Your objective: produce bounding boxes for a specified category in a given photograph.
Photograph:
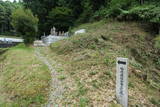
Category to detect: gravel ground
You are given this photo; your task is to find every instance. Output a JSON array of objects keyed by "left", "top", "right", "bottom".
[{"left": 35, "top": 48, "right": 65, "bottom": 107}]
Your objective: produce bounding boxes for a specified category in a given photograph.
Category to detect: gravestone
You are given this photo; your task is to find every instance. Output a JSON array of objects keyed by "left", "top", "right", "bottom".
[
  {"left": 52, "top": 26, "right": 56, "bottom": 35},
  {"left": 116, "top": 57, "right": 128, "bottom": 107},
  {"left": 50, "top": 26, "right": 56, "bottom": 35},
  {"left": 62, "top": 31, "right": 65, "bottom": 36},
  {"left": 55, "top": 31, "right": 57, "bottom": 36},
  {"left": 65, "top": 32, "right": 69, "bottom": 37},
  {"left": 59, "top": 31, "right": 62, "bottom": 36}
]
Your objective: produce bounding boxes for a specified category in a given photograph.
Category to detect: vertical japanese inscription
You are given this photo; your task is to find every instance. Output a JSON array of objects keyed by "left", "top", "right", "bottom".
[
  {"left": 120, "top": 67, "right": 124, "bottom": 95},
  {"left": 116, "top": 58, "right": 128, "bottom": 107}
]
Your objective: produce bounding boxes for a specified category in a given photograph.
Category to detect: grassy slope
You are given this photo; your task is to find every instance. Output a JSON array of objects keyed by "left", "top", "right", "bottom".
[
  {"left": 0, "top": 44, "right": 51, "bottom": 107},
  {"left": 42, "top": 20, "right": 160, "bottom": 106},
  {"left": 0, "top": 35, "right": 22, "bottom": 39}
]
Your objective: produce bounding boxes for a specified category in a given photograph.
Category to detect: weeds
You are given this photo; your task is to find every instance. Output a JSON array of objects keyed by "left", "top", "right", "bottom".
[
  {"left": 89, "top": 71, "right": 98, "bottom": 76},
  {"left": 150, "top": 98, "right": 160, "bottom": 106},
  {"left": 58, "top": 75, "right": 66, "bottom": 80},
  {"left": 79, "top": 97, "right": 89, "bottom": 107}
]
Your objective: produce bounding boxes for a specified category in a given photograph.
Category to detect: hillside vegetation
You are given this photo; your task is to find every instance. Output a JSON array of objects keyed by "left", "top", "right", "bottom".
[
  {"left": 39, "top": 20, "right": 160, "bottom": 106},
  {"left": 0, "top": 44, "right": 51, "bottom": 106}
]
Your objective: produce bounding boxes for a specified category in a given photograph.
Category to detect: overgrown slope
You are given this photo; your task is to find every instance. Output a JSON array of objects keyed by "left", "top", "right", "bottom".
[
  {"left": 0, "top": 44, "right": 51, "bottom": 106},
  {"left": 42, "top": 20, "right": 160, "bottom": 106}
]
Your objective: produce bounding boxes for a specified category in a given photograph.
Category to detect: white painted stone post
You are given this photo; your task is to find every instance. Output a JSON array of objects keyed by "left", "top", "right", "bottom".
[{"left": 116, "top": 57, "right": 128, "bottom": 107}]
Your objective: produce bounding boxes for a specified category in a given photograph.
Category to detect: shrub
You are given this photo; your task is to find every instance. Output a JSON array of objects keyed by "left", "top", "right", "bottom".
[
  {"left": 11, "top": 8, "right": 38, "bottom": 44},
  {"left": 76, "top": 2, "right": 93, "bottom": 24},
  {"left": 107, "top": 0, "right": 136, "bottom": 18},
  {"left": 154, "top": 36, "right": 160, "bottom": 49},
  {"left": 93, "top": 7, "right": 108, "bottom": 20}
]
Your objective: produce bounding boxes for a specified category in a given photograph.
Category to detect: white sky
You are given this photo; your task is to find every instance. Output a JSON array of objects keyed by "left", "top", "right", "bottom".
[{"left": 2, "top": 0, "right": 19, "bottom": 2}]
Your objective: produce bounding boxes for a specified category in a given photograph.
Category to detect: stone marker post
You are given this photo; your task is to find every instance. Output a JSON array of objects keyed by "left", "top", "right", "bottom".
[{"left": 116, "top": 57, "right": 128, "bottom": 107}]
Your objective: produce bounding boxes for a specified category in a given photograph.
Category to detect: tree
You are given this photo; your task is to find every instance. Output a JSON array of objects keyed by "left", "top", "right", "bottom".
[
  {"left": 139, "top": 0, "right": 144, "bottom": 5},
  {"left": 11, "top": 8, "right": 39, "bottom": 44},
  {"left": 0, "top": 0, "right": 22, "bottom": 35},
  {"left": 0, "top": 4, "right": 6, "bottom": 33},
  {"left": 23, "top": 0, "right": 59, "bottom": 35},
  {"left": 47, "top": 7, "right": 73, "bottom": 31},
  {"left": 89, "top": 0, "right": 108, "bottom": 11}
]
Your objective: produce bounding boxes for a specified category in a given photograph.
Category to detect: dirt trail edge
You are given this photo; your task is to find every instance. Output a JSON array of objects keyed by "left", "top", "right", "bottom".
[{"left": 35, "top": 48, "right": 65, "bottom": 107}]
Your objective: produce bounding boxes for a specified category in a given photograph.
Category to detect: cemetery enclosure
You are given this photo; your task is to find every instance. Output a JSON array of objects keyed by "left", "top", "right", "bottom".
[{"left": 41, "top": 26, "right": 69, "bottom": 45}]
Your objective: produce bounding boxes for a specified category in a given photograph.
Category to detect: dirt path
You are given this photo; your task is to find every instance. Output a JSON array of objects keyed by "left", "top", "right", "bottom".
[{"left": 35, "top": 48, "right": 65, "bottom": 107}]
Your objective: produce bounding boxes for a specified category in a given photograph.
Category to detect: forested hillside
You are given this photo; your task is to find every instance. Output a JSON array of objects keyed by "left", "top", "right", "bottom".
[
  {"left": 0, "top": 0, "right": 21, "bottom": 35},
  {"left": 0, "top": 0, "right": 160, "bottom": 39},
  {"left": 23, "top": 0, "right": 160, "bottom": 35}
]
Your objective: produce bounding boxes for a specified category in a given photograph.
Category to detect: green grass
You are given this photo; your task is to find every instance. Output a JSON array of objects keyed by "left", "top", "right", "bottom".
[
  {"left": 79, "top": 97, "right": 89, "bottom": 107},
  {"left": 58, "top": 75, "right": 66, "bottom": 80},
  {"left": 154, "top": 35, "right": 160, "bottom": 49},
  {"left": 0, "top": 44, "right": 51, "bottom": 106},
  {"left": 0, "top": 35, "right": 21, "bottom": 39}
]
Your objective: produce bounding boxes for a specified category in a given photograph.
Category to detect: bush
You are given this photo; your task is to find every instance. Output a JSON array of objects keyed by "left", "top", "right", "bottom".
[
  {"left": 92, "top": 1, "right": 160, "bottom": 34},
  {"left": 107, "top": 0, "right": 136, "bottom": 17},
  {"left": 115, "top": 4, "right": 160, "bottom": 33},
  {"left": 76, "top": 1, "right": 94, "bottom": 24},
  {"left": 11, "top": 8, "right": 38, "bottom": 44},
  {"left": 93, "top": 7, "right": 108, "bottom": 20},
  {"left": 154, "top": 36, "right": 160, "bottom": 49},
  {"left": 92, "top": 0, "right": 137, "bottom": 20},
  {"left": 131, "top": 5, "right": 160, "bottom": 33}
]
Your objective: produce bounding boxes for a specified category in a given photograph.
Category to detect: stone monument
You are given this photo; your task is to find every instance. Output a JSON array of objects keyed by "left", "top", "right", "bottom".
[
  {"left": 65, "top": 32, "right": 69, "bottom": 37},
  {"left": 59, "top": 31, "right": 62, "bottom": 36},
  {"left": 50, "top": 26, "right": 56, "bottom": 35},
  {"left": 62, "top": 31, "right": 65, "bottom": 36}
]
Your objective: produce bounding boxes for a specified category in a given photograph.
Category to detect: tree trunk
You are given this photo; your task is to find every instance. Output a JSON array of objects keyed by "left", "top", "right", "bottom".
[
  {"left": 1, "top": 25, "right": 4, "bottom": 33},
  {"left": 158, "top": 24, "right": 160, "bottom": 35},
  {"left": 140, "top": 0, "right": 144, "bottom": 5}
]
